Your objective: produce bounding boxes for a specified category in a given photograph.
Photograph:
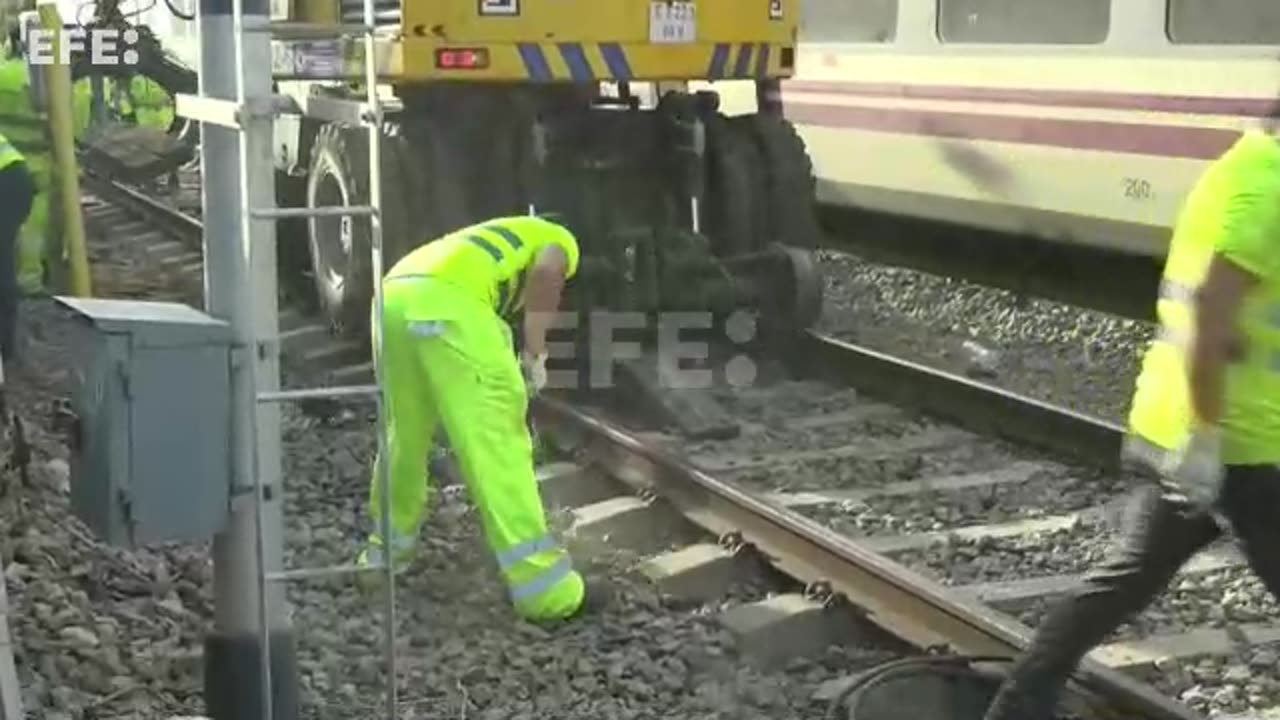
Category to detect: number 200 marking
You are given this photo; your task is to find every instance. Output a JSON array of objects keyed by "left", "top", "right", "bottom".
[{"left": 1124, "top": 177, "right": 1152, "bottom": 200}]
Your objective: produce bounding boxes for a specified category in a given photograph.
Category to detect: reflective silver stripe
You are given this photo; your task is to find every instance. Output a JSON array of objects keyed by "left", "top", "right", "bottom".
[
  {"left": 365, "top": 530, "right": 417, "bottom": 564},
  {"left": 509, "top": 555, "right": 574, "bottom": 603},
  {"left": 482, "top": 224, "right": 524, "bottom": 252},
  {"left": 1155, "top": 324, "right": 1188, "bottom": 349},
  {"left": 1159, "top": 277, "right": 1196, "bottom": 304},
  {"left": 407, "top": 320, "right": 444, "bottom": 338},
  {"left": 467, "top": 234, "right": 504, "bottom": 261},
  {"left": 495, "top": 534, "right": 558, "bottom": 570}
]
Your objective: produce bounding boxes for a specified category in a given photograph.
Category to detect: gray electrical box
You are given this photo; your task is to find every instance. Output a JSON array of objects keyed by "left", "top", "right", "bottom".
[{"left": 56, "top": 296, "right": 234, "bottom": 549}]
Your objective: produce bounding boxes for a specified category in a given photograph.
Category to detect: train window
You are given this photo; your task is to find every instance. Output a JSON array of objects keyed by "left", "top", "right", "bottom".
[
  {"left": 1167, "top": 0, "right": 1280, "bottom": 44},
  {"left": 938, "top": 0, "right": 1110, "bottom": 44},
  {"left": 800, "top": 0, "right": 898, "bottom": 43}
]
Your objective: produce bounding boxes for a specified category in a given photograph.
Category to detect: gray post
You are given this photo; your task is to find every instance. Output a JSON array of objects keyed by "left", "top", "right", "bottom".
[{"left": 196, "top": 0, "right": 297, "bottom": 718}]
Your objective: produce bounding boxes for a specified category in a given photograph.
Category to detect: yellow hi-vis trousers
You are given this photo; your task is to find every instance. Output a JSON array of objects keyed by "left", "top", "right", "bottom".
[{"left": 367, "top": 275, "right": 585, "bottom": 621}]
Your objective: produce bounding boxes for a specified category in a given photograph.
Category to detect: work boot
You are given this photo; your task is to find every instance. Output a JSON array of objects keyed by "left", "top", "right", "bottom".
[
  {"left": 571, "top": 576, "right": 615, "bottom": 618},
  {"left": 354, "top": 539, "right": 413, "bottom": 593}
]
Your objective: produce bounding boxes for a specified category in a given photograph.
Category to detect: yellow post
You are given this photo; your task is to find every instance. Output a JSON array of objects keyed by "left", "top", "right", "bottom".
[{"left": 37, "top": 1, "right": 91, "bottom": 297}]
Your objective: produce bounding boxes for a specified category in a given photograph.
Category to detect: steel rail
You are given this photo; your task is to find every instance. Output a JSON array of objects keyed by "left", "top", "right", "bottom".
[
  {"left": 84, "top": 165, "right": 1189, "bottom": 719},
  {"left": 532, "top": 340, "right": 1198, "bottom": 720},
  {"left": 789, "top": 330, "right": 1127, "bottom": 469},
  {"left": 79, "top": 168, "right": 203, "bottom": 245}
]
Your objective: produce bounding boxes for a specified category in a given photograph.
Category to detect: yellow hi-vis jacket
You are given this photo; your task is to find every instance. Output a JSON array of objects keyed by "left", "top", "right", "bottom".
[
  {"left": 385, "top": 215, "right": 580, "bottom": 319},
  {"left": 1128, "top": 130, "right": 1280, "bottom": 465}
]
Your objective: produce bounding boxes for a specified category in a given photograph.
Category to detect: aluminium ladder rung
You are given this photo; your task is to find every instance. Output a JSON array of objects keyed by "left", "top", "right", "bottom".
[
  {"left": 258, "top": 384, "right": 379, "bottom": 403},
  {"left": 178, "top": 93, "right": 402, "bottom": 128},
  {"left": 266, "top": 562, "right": 385, "bottom": 583},
  {"left": 251, "top": 205, "right": 377, "bottom": 220},
  {"left": 175, "top": 93, "right": 299, "bottom": 128}
]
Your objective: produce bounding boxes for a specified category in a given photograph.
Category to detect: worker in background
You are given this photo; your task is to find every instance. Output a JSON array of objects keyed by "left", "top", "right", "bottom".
[
  {"left": 981, "top": 128, "right": 1280, "bottom": 720},
  {"left": 0, "top": 129, "right": 33, "bottom": 362},
  {"left": 356, "top": 214, "right": 595, "bottom": 622},
  {"left": 0, "top": 26, "right": 50, "bottom": 297}
]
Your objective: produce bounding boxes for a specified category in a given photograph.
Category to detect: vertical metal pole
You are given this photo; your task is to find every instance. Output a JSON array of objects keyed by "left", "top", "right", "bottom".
[
  {"left": 360, "top": 2, "right": 397, "bottom": 717},
  {"left": 197, "top": 0, "right": 297, "bottom": 717},
  {"left": 0, "top": 573, "right": 23, "bottom": 720},
  {"left": 89, "top": 75, "right": 106, "bottom": 134}
]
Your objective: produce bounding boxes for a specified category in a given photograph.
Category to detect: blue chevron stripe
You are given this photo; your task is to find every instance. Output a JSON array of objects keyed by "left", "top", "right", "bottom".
[
  {"left": 599, "top": 42, "right": 632, "bottom": 81},
  {"left": 733, "top": 43, "right": 754, "bottom": 78},
  {"left": 707, "top": 43, "right": 729, "bottom": 79},
  {"left": 517, "top": 43, "right": 552, "bottom": 81},
  {"left": 558, "top": 42, "right": 594, "bottom": 81}
]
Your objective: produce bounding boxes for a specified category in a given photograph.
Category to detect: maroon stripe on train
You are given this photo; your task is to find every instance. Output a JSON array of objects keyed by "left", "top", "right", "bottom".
[
  {"left": 783, "top": 80, "right": 1280, "bottom": 118},
  {"left": 783, "top": 102, "right": 1242, "bottom": 160}
]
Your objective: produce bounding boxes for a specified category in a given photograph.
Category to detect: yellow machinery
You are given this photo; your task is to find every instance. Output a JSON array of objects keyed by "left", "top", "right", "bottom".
[{"left": 271, "top": 0, "right": 824, "bottom": 354}]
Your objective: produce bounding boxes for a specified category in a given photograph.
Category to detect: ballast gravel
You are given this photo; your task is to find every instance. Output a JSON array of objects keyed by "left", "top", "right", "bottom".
[
  {"left": 282, "top": 406, "right": 896, "bottom": 719},
  {"left": 816, "top": 250, "right": 1154, "bottom": 424},
  {"left": 726, "top": 441, "right": 1006, "bottom": 494},
  {"left": 1011, "top": 563, "right": 1280, "bottom": 646},
  {"left": 888, "top": 520, "right": 1114, "bottom": 585},
  {"left": 1139, "top": 641, "right": 1280, "bottom": 717},
  {"left": 801, "top": 467, "right": 1125, "bottom": 538},
  {"left": 0, "top": 200, "right": 909, "bottom": 719}
]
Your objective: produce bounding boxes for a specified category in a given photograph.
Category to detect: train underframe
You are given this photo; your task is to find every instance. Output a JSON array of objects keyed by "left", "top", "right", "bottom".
[
  {"left": 276, "top": 81, "right": 825, "bottom": 436},
  {"left": 285, "top": 82, "right": 823, "bottom": 334}
]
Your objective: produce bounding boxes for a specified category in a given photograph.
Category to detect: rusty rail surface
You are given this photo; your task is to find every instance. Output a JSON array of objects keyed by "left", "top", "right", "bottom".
[
  {"left": 532, "top": 337, "right": 1198, "bottom": 720},
  {"left": 790, "top": 331, "right": 1126, "bottom": 469},
  {"left": 80, "top": 169, "right": 202, "bottom": 246},
  {"left": 87, "top": 165, "right": 1192, "bottom": 719}
]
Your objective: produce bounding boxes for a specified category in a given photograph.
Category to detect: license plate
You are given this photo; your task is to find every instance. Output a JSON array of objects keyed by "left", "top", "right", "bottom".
[{"left": 649, "top": 1, "right": 696, "bottom": 44}]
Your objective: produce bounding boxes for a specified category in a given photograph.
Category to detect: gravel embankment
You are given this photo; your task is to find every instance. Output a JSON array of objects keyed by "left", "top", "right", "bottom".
[
  {"left": 1011, "top": 563, "right": 1278, "bottom": 646},
  {"left": 280, "top": 405, "right": 893, "bottom": 719},
  {"left": 801, "top": 465, "right": 1125, "bottom": 537},
  {"left": 889, "top": 520, "right": 1115, "bottom": 585},
  {"left": 1140, "top": 641, "right": 1280, "bottom": 717},
  {"left": 815, "top": 251, "right": 1155, "bottom": 424},
  {"left": 1, "top": 208, "right": 907, "bottom": 719},
  {"left": 728, "top": 439, "right": 1016, "bottom": 494}
]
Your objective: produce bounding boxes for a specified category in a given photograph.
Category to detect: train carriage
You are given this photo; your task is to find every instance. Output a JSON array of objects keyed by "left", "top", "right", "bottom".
[{"left": 714, "top": 0, "right": 1280, "bottom": 317}]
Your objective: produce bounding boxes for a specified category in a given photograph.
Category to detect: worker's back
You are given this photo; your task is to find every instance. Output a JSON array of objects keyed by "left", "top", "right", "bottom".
[
  {"left": 386, "top": 215, "right": 579, "bottom": 317},
  {"left": 1129, "top": 130, "right": 1280, "bottom": 464}
]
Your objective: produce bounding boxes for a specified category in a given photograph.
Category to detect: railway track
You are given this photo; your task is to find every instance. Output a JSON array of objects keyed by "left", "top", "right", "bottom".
[{"left": 59, "top": 168, "right": 1260, "bottom": 720}]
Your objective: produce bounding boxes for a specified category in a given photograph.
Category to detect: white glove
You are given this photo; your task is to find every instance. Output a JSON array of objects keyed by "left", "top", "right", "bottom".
[
  {"left": 1159, "top": 426, "right": 1224, "bottom": 508},
  {"left": 521, "top": 351, "right": 547, "bottom": 396}
]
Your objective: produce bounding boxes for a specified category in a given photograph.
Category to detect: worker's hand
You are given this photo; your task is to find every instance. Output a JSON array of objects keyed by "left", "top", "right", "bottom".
[
  {"left": 1160, "top": 425, "right": 1224, "bottom": 508},
  {"left": 521, "top": 350, "right": 548, "bottom": 396}
]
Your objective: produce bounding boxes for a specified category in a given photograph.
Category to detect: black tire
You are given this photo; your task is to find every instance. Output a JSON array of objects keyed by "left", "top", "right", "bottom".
[
  {"left": 305, "top": 121, "right": 416, "bottom": 338},
  {"left": 741, "top": 114, "right": 822, "bottom": 249},
  {"left": 705, "top": 114, "right": 765, "bottom": 257}
]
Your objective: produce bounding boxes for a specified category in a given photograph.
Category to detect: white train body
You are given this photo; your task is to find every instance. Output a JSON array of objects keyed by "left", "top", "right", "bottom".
[{"left": 715, "top": 0, "right": 1280, "bottom": 259}]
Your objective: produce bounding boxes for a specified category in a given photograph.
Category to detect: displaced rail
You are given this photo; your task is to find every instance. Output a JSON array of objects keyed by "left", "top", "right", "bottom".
[{"left": 68, "top": 169, "right": 1220, "bottom": 720}]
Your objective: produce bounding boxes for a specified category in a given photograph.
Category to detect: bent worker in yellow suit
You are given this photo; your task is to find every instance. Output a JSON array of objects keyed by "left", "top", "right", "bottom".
[{"left": 357, "top": 215, "right": 589, "bottom": 622}]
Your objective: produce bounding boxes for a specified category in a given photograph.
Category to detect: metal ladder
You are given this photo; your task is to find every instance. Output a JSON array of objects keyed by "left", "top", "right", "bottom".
[{"left": 175, "top": 0, "right": 399, "bottom": 716}]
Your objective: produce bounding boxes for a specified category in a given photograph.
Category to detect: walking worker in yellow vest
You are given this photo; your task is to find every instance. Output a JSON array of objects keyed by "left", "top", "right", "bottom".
[
  {"left": 357, "top": 214, "right": 592, "bottom": 622},
  {"left": 0, "top": 130, "right": 33, "bottom": 362},
  {"left": 982, "top": 128, "right": 1280, "bottom": 720}
]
